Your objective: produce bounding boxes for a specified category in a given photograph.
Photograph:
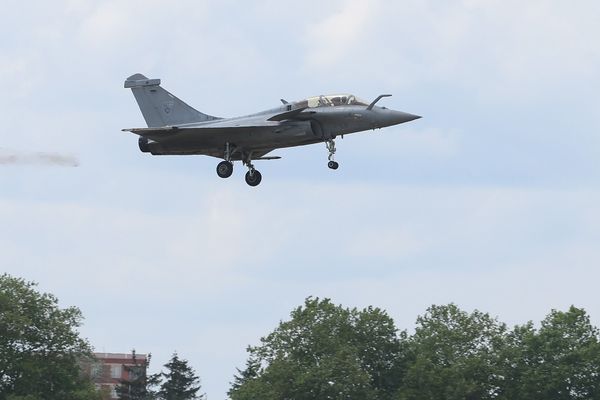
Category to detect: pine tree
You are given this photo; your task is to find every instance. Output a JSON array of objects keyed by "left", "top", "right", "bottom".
[
  {"left": 158, "top": 353, "right": 204, "bottom": 400},
  {"left": 116, "top": 350, "right": 153, "bottom": 400},
  {"left": 229, "top": 357, "right": 261, "bottom": 395}
]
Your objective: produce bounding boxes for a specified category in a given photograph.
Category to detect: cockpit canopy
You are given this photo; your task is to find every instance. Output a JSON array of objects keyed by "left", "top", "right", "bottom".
[{"left": 294, "top": 94, "right": 368, "bottom": 108}]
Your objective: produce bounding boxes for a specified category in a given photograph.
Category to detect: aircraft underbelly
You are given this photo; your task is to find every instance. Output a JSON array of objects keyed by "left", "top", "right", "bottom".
[{"left": 150, "top": 122, "right": 316, "bottom": 156}]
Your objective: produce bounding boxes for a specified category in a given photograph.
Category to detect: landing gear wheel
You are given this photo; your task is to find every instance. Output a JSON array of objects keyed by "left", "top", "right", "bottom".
[
  {"left": 328, "top": 161, "right": 339, "bottom": 170},
  {"left": 245, "top": 170, "right": 262, "bottom": 186},
  {"left": 216, "top": 161, "right": 234, "bottom": 178}
]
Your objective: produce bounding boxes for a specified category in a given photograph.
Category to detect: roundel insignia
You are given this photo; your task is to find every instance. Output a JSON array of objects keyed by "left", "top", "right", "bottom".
[{"left": 163, "top": 101, "right": 174, "bottom": 114}]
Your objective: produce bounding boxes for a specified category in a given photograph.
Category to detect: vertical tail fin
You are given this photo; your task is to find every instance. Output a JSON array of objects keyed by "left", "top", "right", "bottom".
[{"left": 124, "top": 73, "right": 220, "bottom": 127}]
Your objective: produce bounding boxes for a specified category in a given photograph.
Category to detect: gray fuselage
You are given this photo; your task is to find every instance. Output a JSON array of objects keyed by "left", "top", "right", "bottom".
[{"left": 143, "top": 102, "right": 419, "bottom": 159}]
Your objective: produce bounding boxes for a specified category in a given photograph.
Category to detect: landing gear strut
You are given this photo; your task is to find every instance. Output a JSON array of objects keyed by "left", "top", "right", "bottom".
[
  {"left": 216, "top": 142, "right": 234, "bottom": 178},
  {"left": 243, "top": 153, "right": 262, "bottom": 187},
  {"left": 326, "top": 139, "right": 339, "bottom": 170},
  {"left": 215, "top": 143, "right": 263, "bottom": 186}
]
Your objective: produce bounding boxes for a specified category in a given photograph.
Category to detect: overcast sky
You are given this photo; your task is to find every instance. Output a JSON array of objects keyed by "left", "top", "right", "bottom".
[{"left": 2, "top": 0, "right": 600, "bottom": 398}]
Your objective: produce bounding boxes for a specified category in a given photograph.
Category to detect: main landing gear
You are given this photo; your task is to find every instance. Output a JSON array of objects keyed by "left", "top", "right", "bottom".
[
  {"left": 216, "top": 160, "right": 233, "bottom": 178},
  {"left": 244, "top": 169, "right": 262, "bottom": 187},
  {"left": 243, "top": 155, "right": 262, "bottom": 187},
  {"left": 216, "top": 143, "right": 262, "bottom": 187},
  {"left": 216, "top": 159, "right": 262, "bottom": 187},
  {"left": 217, "top": 143, "right": 235, "bottom": 178},
  {"left": 326, "top": 139, "right": 339, "bottom": 170}
]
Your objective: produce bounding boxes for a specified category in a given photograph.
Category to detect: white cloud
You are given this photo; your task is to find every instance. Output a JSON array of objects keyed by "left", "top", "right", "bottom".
[
  {"left": 3, "top": 179, "right": 597, "bottom": 300},
  {"left": 304, "top": 0, "right": 381, "bottom": 69},
  {"left": 347, "top": 228, "right": 424, "bottom": 261},
  {"left": 0, "top": 55, "right": 42, "bottom": 99},
  {"left": 78, "top": 2, "right": 134, "bottom": 48},
  {"left": 301, "top": 0, "right": 600, "bottom": 99}
]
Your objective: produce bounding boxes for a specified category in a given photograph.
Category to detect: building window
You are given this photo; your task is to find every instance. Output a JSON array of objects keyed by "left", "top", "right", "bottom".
[{"left": 111, "top": 364, "right": 122, "bottom": 379}]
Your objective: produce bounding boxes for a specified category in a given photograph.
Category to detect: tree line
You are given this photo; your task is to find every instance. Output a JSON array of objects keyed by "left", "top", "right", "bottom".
[
  {"left": 2, "top": 273, "right": 600, "bottom": 400},
  {"left": 229, "top": 298, "right": 600, "bottom": 399}
]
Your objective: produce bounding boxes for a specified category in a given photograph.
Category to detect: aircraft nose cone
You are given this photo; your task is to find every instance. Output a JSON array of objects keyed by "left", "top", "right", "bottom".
[
  {"left": 393, "top": 110, "right": 421, "bottom": 124},
  {"left": 379, "top": 109, "right": 421, "bottom": 127}
]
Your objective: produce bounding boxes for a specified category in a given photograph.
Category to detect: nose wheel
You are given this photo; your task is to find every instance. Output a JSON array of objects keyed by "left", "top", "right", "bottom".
[{"left": 326, "top": 139, "right": 339, "bottom": 170}]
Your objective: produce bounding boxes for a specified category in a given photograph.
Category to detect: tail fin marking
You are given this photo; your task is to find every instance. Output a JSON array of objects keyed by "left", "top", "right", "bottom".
[{"left": 124, "top": 73, "right": 220, "bottom": 127}]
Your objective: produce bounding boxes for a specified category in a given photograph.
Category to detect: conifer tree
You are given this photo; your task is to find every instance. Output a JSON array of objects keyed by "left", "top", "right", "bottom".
[
  {"left": 158, "top": 353, "right": 204, "bottom": 400},
  {"left": 116, "top": 350, "right": 153, "bottom": 400}
]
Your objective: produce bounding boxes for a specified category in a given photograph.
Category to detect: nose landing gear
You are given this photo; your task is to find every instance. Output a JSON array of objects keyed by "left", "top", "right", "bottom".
[{"left": 326, "top": 139, "right": 339, "bottom": 170}]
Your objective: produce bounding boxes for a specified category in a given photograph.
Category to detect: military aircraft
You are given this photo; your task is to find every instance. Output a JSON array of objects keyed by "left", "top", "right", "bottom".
[{"left": 123, "top": 73, "right": 421, "bottom": 186}]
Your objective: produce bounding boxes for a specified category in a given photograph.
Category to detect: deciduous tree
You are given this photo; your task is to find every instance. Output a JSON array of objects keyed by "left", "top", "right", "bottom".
[
  {"left": 0, "top": 274, "right": 100, "bottom": 400},
  {"left": 229, "top": 297, "right": 405, "bottom": 400},
  {"left": 498, "top": 306, "right": 600, "bottom": 400},
  {"left": 396, "top": 304, "right": 507, "bottom": 400}
]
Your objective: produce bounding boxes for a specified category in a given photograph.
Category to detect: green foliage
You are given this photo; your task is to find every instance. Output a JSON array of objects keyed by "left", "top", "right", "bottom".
[
  {"left": 230, "top": 299, "right": 600, "bottom": 400},
  {"left": 228, "top": 297, "right": 404, "bottom": 400},
  {"left": 157, "top": 353, "right": 203, "bottom": 400},
  {"left": 396, "top": 304, "right": 507, "bottom": 400},
  {"left": 498, "top": 306, "right": 600, "bottom": 399},
  {"left": 0, "top": 274, "right": 97, "bottom": 400}
]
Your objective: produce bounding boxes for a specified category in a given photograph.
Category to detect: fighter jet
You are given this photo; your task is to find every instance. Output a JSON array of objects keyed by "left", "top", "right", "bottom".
[{"left": 123, "top": 73, "right": 421, "bottom": 186}]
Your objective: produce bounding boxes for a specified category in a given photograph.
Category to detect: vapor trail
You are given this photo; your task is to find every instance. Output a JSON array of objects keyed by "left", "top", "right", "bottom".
[{"left": 0, "top": 149, "right": 79, "bottom": 167}]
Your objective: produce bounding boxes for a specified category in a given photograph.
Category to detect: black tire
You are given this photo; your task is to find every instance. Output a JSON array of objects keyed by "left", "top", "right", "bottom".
[
  {"left": 327, "top": 161, "right": 339, "bottom": 170},
  {"left": 245, "top": 170, "right": 262, "bottom": 186},
  {"left": 216, "top": 161, "right": 234, "bottom": 178}
]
